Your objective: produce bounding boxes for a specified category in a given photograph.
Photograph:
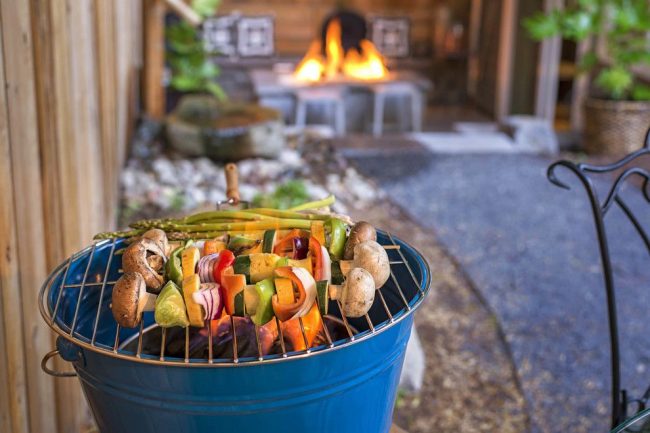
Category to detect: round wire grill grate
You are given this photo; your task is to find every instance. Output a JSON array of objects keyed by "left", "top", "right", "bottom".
[{"left": 39, "top": 231, "right": 430, "bottom": 366}]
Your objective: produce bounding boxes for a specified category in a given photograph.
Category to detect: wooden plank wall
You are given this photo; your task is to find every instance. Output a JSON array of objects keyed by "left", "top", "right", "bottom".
[
  {"left": 219, "top": 0, "right": 436, "bottom": 56},
  {"left": 0, "top": 1, "right": 142, "bottom": 432}
]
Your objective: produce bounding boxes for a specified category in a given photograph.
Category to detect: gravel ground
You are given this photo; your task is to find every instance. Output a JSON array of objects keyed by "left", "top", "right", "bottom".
[
  {"left": 347, "top": 150, "right": 650, "bottom": 433},
  {"left": 348, "top": 202, "right": 529, "bottom": 433}
]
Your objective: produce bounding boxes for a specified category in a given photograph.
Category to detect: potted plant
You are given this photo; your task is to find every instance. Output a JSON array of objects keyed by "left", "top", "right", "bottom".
[
  {"left": 164, "top": 0, "right": 285, "bottom": 160},
  {"left": 525, "top": 0, "right": 650, "bottom": 155},
  {"left": 166, "top": 0, "right": 226, "bottom": 108}
]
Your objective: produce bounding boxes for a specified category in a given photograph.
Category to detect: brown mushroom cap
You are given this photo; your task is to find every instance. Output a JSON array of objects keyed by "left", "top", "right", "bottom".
[
  {"left": 122, "top": 238, "right": 166, "bottom": 292},
  {"left": 142, "top": 228, "right": 170, "bottom": 257},
  {"left": 111, "top": 272, "right": 146, "bottom": 328},
  {"left": 343, "top": 221, "right": 377, "bottom": 260},
  {"left": 353, "top": 240, "right": 390, "bottom": 288},
  {"left": 340, "top": 268, "right": 375, "bottom": 317}
]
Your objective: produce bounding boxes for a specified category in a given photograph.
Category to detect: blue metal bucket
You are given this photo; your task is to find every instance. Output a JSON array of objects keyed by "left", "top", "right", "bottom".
[{"left": 40, "top": 231, "right": 430, "bottom": 433}]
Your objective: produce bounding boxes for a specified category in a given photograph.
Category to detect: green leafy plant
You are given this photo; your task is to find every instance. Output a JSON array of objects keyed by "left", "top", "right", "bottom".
[
  {"left": 252, "top": 180, "right": 311, "bottom": 210},
  {"left": 166, "top": 0, "right": 226, "bottom": 100},
  {"left": 524, "top": 0, "right": 650, "bottom": 101}
]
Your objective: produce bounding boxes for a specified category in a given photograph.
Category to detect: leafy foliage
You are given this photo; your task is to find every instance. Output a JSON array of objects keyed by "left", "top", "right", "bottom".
[
  {"left": 166, "top": 1, "right": 226, "bottom": 100},
  {"left": 252, "top": 180, "right": 311, "bottom": 210},
  {"left": 524, "top": 0, "right": 650, "bottom": 101}
]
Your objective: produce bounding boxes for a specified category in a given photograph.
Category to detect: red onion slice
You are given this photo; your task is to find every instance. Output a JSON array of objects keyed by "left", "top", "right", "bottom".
[
  {"left": 193, "top": 283, "right": 223, "bottom": 320},
  {"left": 198, "top": 253, "right": 220, "bottom": 283}
]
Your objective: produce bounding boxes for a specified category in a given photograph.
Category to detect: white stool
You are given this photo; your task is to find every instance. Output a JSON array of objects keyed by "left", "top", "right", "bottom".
[
  {"left": 294, "top": 87, "right": 346, "bottom": 136},
  {"left": 369, "top": 82, "right": 422, "bottom": 136}
]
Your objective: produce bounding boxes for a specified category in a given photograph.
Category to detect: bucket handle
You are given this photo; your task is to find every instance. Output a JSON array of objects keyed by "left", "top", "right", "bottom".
[{"left": 41, "top": 350, "right": 77, "bottom": 378}]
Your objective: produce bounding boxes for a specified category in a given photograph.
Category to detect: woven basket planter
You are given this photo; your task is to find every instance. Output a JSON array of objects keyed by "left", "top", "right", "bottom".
[{"left": 584, "top": 97, "right": 650, "bottom": 155}]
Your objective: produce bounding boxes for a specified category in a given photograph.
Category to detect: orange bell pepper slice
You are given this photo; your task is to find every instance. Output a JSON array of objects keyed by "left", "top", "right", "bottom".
[
  {"left": 281, "top": 303, "right": 323, "bottom": 351},
  {"left": 272, "top": 266, "right": 308, "bottom": 321}
]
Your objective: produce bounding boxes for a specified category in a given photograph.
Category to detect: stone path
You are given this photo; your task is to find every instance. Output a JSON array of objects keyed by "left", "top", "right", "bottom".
[
  {"left": 347, "top": 202, "right": 529, "bottom": 433},
  {"left": 346, "top": 148, "right": 650, "bottom": 433}
]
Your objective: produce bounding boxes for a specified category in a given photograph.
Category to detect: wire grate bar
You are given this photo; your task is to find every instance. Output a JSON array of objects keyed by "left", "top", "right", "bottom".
[
  {"left": 298, "top": 317, "right": 311, "bottom": 353},
  {"left": 389, "top": 270, "right": 411, "bottom": 310},
  {"left": 113, "top": 324, "right": 121, "bottom": 353},
  {"left": 376, "top": 288, "right": 394, "bottom": 322},
  {"left": 364, "top": 314, "right": 375, "bottom": 332},
  {"left": 315, "top": 306, "right": 333, "bottom": 347},
  {"left": 230, "top": 315, "right": 239, "bottom": 363},
  {"left": 275, "top": 316, "right": 287, "bottom": 357},
  {"left": 70, "top": 244, "right": 98, "bottom": 336},
  {"left": 160, "top": 327, "right": 167, "bottom": 361},
  {"left": 136, "top": 318, "right": 145, "bottom": 358},
  {"left": 184, "top": 326, "right": 190, "bottom": 363},
  {"left": 387, "top": 232, "right": 424, "bottom": 296},
  {"left": 91, "top": 239, "right": 117, "bottom": 345},
  {"left": 51, "top": 257, "right": 74, "bottom": 325},
  {"left": 207, "top": 320, "right": 213, "bottom": 364},
  {"left": 63, "top": 281, "right": 116, "bottom": 289},
  {"left": 254, "top": 324, "right": 263, "bottom": 361},
  {"left": 336, "top": 300, "right": 355, "bottom": 340}
]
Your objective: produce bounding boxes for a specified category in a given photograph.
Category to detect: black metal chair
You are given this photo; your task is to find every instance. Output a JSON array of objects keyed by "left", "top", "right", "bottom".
[{"left": 548, "top": 129, "right": 650, "bottom": 428}]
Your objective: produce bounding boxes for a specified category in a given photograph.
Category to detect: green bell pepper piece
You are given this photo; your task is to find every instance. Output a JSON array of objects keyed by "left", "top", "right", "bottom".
[
  {"left": 251, "top": 278, "right": 276, "bottom": 325},
  {"left": 165, "top": 246, "right": 184, "bottom": 287},
  {"left": 325, "top": 218, "right": 347, "bottom": 260}
]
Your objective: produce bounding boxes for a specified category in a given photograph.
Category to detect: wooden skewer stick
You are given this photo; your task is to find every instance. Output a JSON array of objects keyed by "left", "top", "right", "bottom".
[
  {"left": 225, "top": 163, "right": 241, "bottom": 204},
  {"left": 383, "top": 245, "right": 400, "bottom": 250}
]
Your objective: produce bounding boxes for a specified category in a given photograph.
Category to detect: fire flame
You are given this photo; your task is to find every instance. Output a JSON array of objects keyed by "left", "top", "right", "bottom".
[{"left": 294, "top": 18, "right": 388, "bottom": 82}]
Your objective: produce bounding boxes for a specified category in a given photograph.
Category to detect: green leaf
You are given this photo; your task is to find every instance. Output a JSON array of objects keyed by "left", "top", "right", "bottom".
[
  {"left": 561, "top": 11, "right": 594, "bottom": 40},
  {"left": 205, "top": 81, "right": 227, "bottom": 101},
  {"left": 191, "top": 0, "right": 221, "bottom": 18},
  {"left": 631, "top": 84, "right": 650, "bottom": 101},
  {"left": 171, "top": 75, "right": 202, "bottom": 92},
  {"left": 523, "top": 12, "right": 561, "bottom": 40},
  {"left": 595, "top": 67, "right": 634, "bottom": 99},
  {"left": 578, "top": 51, "right": 598, "bottom": 73}
]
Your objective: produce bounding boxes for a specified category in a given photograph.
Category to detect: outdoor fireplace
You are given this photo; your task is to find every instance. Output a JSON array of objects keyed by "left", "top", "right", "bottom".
[{"left": 294, "top": 9, "right": 388, "bottom": 82}]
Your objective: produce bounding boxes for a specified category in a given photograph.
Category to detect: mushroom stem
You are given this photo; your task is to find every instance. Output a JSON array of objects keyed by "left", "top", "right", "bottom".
[
  {"left": 329, "top": 284, "right": 342, "bottom": 301},
  {"left": 139, "top": 292, "right": 157, "bottom": 314}
]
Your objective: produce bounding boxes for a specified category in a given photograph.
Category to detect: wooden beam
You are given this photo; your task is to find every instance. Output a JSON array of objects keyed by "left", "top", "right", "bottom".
[
  {"left": 144, "top": 0, "right": 166, "bottom": 119},
  {"left": 495, "top": 0, "right": 518, "bottom": 120},
  {"left": 535, "top": 0, "right": 563, "bottom": 121},
  {"left": 0, "top": 14, "right": 30, "bottom": 433}
]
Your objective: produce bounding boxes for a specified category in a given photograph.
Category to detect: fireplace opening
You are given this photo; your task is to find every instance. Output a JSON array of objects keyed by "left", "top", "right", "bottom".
[{"left": 294, "top": 8, "right": 388, "bottom": 82}]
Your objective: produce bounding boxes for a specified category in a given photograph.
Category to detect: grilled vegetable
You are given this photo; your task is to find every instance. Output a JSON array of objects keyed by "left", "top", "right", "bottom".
[
  {"left": 191, "top": 283, "right": 224, "bottom": 321},
  {"left": 154, "top": 281, "right": 189, "bottom": 328},
  {"left": 325, "top": 218, "right": 347, "bottom": 260},
  {"left": 203, "top": 239, "right": 226, "bottom": 256},
  {"left": 281, "top": 303, "right": 323, "bottom": 351},
  {"left": 329, "top": 267, "right": 375, "bottom": 318},
  {"left": 249, "top": 278, "right": 276, "bottom": 325},
  {"left": 274, "top": 277, "right": 295, "bottom": 305},
  {"left": 272, "top": 267, "right": 317, "bottom": 321},
  {"left": 181, "top": 246, "right": 200, "bottom": 279},
  {"left": 286, "top": 256, "right": 312, "bottom": 274},
  {"left": 340, "top": 240, "right": 390, "bottom": 288},
  {"left": 222, "top": 273, "right": 246, "bottom": 315},
  {"left": 165, "top": 245, "right": 184, "bottom": 287},
  {"left": 292, "top": 237, "right": 310, "bottom": 260},
  {"left": 343, "top": 221, "right": 376, "bottom": 260},
  {"left": 234, "top": 253, "right": 281, "bottom": 283},
  {"left": 262, "top": 229, "right": 277, "bottom": 253},
  {"left": 111, "top": 272, "right": 156, "bottom": 328},
  {"left": 213, "top": 250, "right": 235, "bottom": 285},
  {"left": 316, "top": 280, "right": 329, "bottom": 316},
  {"left": 122, "top": 238, "right": 167, "bottom": 292},
  {"left": 310, "top": 221, "right": 326, "bottom": 245},
  {"left": 273, "top": 229, "right": 304, "bottom": 256},
  {"left": 182, "top": 274, "right": 205, "bottom": 327},
  {"left": 197, "top": 253, "right": 219, "bottom": 283},
  {"left": 228, "top": 235, "right": 262, "bottom": 256},
  {"left": 142, "top": 228, "right": 170, "bottom": 257}
]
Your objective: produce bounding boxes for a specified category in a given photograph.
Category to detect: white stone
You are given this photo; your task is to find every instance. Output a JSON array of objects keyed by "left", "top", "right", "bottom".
[{"left": 399, "top": 325, "right": 425, "bottom": 393}]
